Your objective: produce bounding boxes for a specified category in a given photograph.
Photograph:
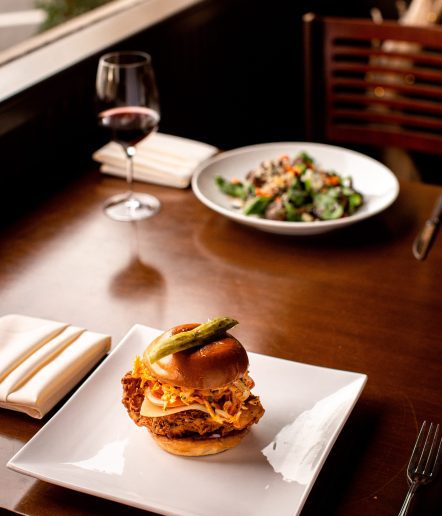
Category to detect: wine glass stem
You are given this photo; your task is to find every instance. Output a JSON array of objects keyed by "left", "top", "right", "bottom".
[{"left": 125, "top": 146, "right": 136, "bottom": 196}]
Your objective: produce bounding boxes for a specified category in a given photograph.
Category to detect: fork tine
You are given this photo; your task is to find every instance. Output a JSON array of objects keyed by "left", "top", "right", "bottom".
[
  {"left": 431, "top": 430, "right": 442, "bottom": 477},
  {"left": 408, "top": 421, "right": 428, "bottom": 472},
  {"left": 400, "top": 421, "right": 441, "bottom": 516},
  {"left": 423, "top": 423, "right": 439, "bottom": 475},
  {"left": 418, "top": 422, "right": 435, "bottom": 473},
  {"left": 417, "top": 422, "right": 437, "bottom": 474}
]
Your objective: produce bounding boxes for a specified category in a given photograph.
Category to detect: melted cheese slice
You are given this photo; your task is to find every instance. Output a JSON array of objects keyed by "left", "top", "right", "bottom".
[{"left": 140, "top": 395, "right": 210, "bottom": 418}]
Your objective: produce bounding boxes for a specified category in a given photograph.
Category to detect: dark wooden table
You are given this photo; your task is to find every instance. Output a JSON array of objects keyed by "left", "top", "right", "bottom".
[{"left": 1, "top": 170, "right": 441, "bottom": 515}]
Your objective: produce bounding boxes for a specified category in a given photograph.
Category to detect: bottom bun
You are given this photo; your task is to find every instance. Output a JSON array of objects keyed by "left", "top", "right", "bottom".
[{"left": 150, "top": 429, "right": 249, "bottom": 456}]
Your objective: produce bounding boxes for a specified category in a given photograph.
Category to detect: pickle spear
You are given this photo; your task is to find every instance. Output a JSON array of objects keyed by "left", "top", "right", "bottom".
[{"left": 148, "top": 316, "right": 238, "bottom": 364}]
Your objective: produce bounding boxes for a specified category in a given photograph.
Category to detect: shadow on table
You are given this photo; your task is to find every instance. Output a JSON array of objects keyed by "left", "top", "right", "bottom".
[
  {"left": 108, "top": 221, "right": 166, "bottom": 302},
  {"left": 14, "top": 480, "right": 152, "bottom": 515},
  {"left": 108, "top": 256, "right": 165, "bottom": 301},
  {"left": 300, "top": 395, "right": 442, "bottom": 516},
  {"left": 300, "top": 398, "right": 379, "bottom": 515},
  {"left": 193, "top": 201, "right": 415, "bottom": 282}
]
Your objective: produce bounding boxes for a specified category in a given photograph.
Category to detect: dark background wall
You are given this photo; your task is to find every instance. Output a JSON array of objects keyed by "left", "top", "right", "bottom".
[{"left": 0, "top": 0, "right": 415, "bottom": 221}]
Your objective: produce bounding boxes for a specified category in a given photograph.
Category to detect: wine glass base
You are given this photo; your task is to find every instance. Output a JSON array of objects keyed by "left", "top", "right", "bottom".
[{"left": 103, "top": 192, "right": 160, "bottom": 221}]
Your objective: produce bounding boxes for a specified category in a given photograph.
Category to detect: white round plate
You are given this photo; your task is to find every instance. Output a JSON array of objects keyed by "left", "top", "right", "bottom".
[{"left": 191, "top": 142, "right": 400, "bottom": 235}]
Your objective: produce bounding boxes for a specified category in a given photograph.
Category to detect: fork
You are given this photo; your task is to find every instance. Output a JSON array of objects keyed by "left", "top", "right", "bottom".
[{"left": 398, "top": 421, "right": 442, "bottom": 516}]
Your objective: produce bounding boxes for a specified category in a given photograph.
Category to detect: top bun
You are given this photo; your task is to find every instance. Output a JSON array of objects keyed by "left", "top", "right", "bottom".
[{"left": 143, "top": 323, "right": 249, "bottom": 389}]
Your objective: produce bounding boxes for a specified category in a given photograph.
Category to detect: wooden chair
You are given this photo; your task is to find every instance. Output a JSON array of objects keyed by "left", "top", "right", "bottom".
[{"left": 303, "top": 14, "right": 442, "bottom": 156}]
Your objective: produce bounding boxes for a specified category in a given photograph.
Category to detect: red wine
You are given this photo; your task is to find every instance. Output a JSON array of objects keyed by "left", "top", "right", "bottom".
[{"left": 98, "top": 106, "right": 159, "bottom": 146}]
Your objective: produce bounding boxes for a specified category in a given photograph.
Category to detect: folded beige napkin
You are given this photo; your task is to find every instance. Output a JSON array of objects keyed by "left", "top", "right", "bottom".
[
  {"left": 0, "top": 314, "right": 111, "bottom": 418},
  {"left": 93, "top": 132, "right": 217, "bottom": 188}
]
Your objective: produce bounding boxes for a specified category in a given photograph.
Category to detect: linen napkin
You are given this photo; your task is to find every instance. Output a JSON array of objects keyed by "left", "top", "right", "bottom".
[
  {"left": 0, "top": 314, "right": 111, "bottom": 418},
  {"left": 93, "top": 132, "right": 217, "bottom": 188}
]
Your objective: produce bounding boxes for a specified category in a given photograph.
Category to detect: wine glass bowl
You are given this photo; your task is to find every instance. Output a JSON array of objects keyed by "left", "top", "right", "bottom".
[{"left": 96, "top": 51, "right": 161, "bottom": 221}]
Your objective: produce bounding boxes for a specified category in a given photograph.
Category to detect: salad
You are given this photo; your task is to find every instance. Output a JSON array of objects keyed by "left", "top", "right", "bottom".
[{"left": 215, "top": 151, "right": 364, "bottom": 222}]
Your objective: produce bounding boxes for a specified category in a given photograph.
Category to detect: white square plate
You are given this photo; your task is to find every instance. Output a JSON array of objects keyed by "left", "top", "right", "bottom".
[{"left": 8, "top": 325, "right": 367, "bottom": 516}]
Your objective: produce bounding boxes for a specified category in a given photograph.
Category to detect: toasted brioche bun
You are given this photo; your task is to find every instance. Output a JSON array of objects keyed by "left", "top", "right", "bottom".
[
  {"left": 143, "top": 323, "right": 249, "bottom": 389},
  {"left": 149, "top": 428, "right": 249, "bottom": 456}
]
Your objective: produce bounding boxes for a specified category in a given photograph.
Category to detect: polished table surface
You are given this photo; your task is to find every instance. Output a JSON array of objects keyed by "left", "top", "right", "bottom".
[{"left": 1, "top": 170, "right": 441, "bottom": 515}]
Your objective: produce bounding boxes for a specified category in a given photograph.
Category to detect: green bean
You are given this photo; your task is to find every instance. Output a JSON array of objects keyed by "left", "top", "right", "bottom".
[
  {"left": 148, "top": 316, "right": 238, "bottom": 363},
  {"left": 243, "top": 196, "right": 272, "bottom": 215},
  {"left": 215, "top": 176, "right": 247, "bottom": 199}
]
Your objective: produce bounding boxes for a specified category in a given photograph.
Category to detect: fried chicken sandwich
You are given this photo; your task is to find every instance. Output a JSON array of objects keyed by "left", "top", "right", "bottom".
[{"left": 122, "top": 317, "right": 265, "bottom": 456}]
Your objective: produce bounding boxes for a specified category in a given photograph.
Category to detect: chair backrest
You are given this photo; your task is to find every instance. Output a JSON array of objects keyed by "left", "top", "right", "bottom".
[{"left": 303, "top": 14, "right": 442, "bottom": 154}]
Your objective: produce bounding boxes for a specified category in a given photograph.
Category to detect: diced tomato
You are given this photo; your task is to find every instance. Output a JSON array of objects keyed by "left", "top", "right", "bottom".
[
  {"left": 324, "top": 175, "right": 340, "bottom": 186},
  {"left": 255, "top": 187, "right": 272, "bottom": 197}
]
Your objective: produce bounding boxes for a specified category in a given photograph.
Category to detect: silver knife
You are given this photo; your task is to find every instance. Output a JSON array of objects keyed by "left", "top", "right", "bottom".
[{"left": 412, "top": 194, "right": 442, "bottom": 260}]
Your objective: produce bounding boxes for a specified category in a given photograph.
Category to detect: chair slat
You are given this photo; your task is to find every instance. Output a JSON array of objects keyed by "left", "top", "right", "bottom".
[
  {"left": 325, "top": 18, "right": 442, "bottom": 49},
  {"left": 327, "top": 125, "right": 442, "bottom": 154},
  {"left": 304, "top": 14, "right": 442, "bottom": 156},
  {"left": 331, "top": 77, "right": 442, "bottom": 99},
  {"left": 331, "top": 46, "right": 442, "bottom": 67},
  {"left": 331, "top": 63, "right": 442, "bottom": 84},
  {"left": 332, "top": 92, "right": 442, "bottom": 116},
  {"left": 331, "top": 108, "right": 442, "bottom": 131}
]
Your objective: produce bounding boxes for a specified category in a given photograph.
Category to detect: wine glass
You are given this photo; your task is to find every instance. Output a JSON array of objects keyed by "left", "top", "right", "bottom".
[{"left": 96, "top": 51, "right": 161, "bottom": 221}]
